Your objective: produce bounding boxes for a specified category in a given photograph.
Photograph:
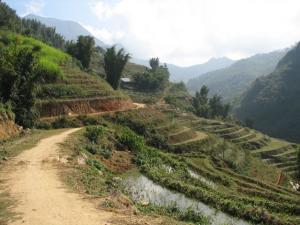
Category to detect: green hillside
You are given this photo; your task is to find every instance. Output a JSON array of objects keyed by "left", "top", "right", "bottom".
[
  {"left": 187, "top": 50, "right": 287, "bottom": 102},
  {"left": 0, "top": 31, "right": 131, "bottom": 118},
  {"left": 236, "top": 42, "right": 300, "bottom": 143}
]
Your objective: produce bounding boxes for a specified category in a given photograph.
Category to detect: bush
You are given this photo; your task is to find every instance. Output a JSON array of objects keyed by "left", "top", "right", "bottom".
[
  {"left": 86, "top": 144, "right": 99, "bottom": 155},
  {"left": 0, "top": 102, "right": 14, "bottom": 120},
  {"left": 99, "top": 147, "right": 112, "bottom": 159},
  {"left": 85, "top": 125, "right": 106, "bottom": 143},
  {"left": 86, "top": 159, "right": 104, "bottom": 171},
  {"left": 119, "top": 127, "right": 144, "bottom": 152},
  {"left": 51, "top": 116, "right": 80, "bottom": 128}
]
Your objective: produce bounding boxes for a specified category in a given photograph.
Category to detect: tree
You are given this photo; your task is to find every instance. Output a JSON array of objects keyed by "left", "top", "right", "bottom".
[
  {"left": 66, "top": 35, "right": 95, "bottom": 69},
  {"left": 149, "top": 57, "right": 159, "bottom": 71},
  {"left": 0, "top": 44, "right": 40, "bottom": 127},
  {"left": 104, "top": 46, "right": 130, "bottom": 90},
  {"left": 192, "top": 85, "right": 210, "bottom": 118},
  {"left": 0, "top": 1, "right": 20, "bottom": 30},
  {"left": 133, "top": 58, "right": 169, "bottom": 91},
  {"left": 192, "top": 85, "right": 230, "bottom": 119}
]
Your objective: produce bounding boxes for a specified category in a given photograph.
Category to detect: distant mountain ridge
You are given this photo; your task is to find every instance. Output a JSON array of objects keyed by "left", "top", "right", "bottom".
[
  {"left": 24, "top": 14, "right": 108, "bottom": 48},
  {"left": 187, "top": 50, "right": 288, "bottom": 102},
  {"left": 131, "top": 57, "right": 235, "bottom": 82}
]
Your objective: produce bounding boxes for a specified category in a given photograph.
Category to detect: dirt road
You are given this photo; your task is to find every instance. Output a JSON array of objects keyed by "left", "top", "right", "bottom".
[{"left": 5, "top": 128, "right": 116, "bottom": 225}]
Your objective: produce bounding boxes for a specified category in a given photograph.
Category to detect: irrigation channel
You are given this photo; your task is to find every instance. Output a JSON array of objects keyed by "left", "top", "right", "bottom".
[{"left": 122, "top": 170, "right": 251, "bottom": 225}]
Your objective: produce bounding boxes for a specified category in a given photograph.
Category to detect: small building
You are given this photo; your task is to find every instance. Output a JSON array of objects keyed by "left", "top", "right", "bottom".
[{"left": 121, "top": 77, "right": 134, "bottom": 89}]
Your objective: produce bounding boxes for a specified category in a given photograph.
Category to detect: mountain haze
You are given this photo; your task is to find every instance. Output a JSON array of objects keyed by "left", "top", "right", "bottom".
[
  {"left": 24, "top": 14, "right": 108, "bottom": 48},
  {"left": 187, "top": 50, "right": 288, "bottom": 102}
]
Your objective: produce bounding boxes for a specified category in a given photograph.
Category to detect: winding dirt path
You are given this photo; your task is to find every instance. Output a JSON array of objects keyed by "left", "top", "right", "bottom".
[{"left": 5, "top": 128, "right": 115, "bottom": 225}]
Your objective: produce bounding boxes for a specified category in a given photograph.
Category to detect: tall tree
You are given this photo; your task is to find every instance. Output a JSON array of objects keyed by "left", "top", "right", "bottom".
[
  {"left": 0, "top": 44, "right": 40, "bottom": 127},
  {"left": 104, "top": 46, "right": 130, "bottom": 90},
  {"left": 192, "top": 85, "right": 230, "bottom": 119},
  {"left": 149, "top": 57, "right": 159, "bottom": 71},
  {"left": 66, "top": 35, "right": 95, "bottom": 69},
  {"left": 193, "top": 85, "right": 210, "bottom": 118}
]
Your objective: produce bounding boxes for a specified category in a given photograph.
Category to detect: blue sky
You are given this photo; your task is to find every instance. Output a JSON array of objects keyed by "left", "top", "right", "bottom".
[{"left": 4, "top": 0, "right": 300, "bottom": 66}]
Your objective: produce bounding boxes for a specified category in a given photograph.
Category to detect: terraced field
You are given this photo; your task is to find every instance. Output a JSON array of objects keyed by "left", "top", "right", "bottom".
[
  {"left": 155, "top": 106, "right": 299, "bottom": 177},
  {"left": 109, "top": 107, "right": 300, "bottom": 225}
]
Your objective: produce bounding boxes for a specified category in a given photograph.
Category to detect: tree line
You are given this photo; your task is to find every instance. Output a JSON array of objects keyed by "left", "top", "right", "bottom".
[{"left": 0, "top": 1, "right": 65, "bottom": 49}]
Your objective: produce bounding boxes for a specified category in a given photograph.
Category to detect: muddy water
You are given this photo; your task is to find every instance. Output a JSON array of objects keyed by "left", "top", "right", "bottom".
[{"left": 123, "top": 170, "right": 251, "bottom": 225}]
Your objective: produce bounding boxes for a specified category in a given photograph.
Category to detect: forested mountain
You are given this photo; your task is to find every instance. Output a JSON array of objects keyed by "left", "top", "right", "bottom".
[
  {"left": 131, "top": 57, "right": 234, "bottom": 82},
  {"left": 236, "top": 43, "right": 300, "bottom": 142},
  {"left": 24, "top": 14, "right": 107, "bottom": 48},
  {"left": 187, "top": 50, "right": 288, "bottom": 102}
]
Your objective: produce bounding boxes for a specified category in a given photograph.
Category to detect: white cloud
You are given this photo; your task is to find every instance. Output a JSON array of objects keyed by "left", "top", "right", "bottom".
[
  {"left": 90, "top": 0, "right": 300, "bottom": 66},
  {"left": 22, "top": 0, "right": 45, "bottom": 16}
]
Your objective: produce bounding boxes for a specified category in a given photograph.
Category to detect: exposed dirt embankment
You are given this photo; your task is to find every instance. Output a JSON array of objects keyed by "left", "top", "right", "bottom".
[
  {"left": 0, "top": 116, "right": 21, "bottom": 141},
  {"left": 36, "top": 98, "right": 135, "bottom": 118}
]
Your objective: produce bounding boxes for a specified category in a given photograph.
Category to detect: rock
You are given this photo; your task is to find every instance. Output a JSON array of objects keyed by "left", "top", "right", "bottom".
[{"left": 140, "top": 199, "right": 149, "bottom": 206}]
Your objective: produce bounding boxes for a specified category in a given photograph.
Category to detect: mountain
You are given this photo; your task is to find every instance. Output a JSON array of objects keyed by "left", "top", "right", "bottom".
[
  {"left": 167, "top": 57, "right": 235, "bottom": 82},
  {"left": 24, "top": 14, "right": 107, "bottom": 48},
  {"left": 131, "top": 57, "right": 235, "bottom": 82},
  {"left": 187, "top": 50, "right": 288, "bottom": 102},
  {"left": 236, "top": 43, "right": 300, "bottom": 142}
]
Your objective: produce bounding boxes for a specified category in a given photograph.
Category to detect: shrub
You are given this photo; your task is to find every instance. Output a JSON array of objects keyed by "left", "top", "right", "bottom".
[
  {"left": 85, "top": 125, "right": 106, "bottom": 143},
  {"left": 86, "top": 159, "right": 104, "bottom": 171},
  {"left": 86, "top": 144, "right": 99, "bottom": 155},
  {"left": 119, "top": 127, "right": 144, "bottom": 152},
  {"left": 99, "top": 147, "right": 112, "bottom": 159},
  {"left": 51, "top": 116, "right": 80, "bottom": 128}
]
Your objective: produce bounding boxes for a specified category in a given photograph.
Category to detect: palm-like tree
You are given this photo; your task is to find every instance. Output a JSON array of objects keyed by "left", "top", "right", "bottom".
[{"left": 104, "top": 46, "right": 130, "bottom": 90}]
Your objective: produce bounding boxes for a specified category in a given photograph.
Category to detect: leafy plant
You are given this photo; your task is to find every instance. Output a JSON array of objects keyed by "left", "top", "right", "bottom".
[
  {"left": 119, "top": 127, "right": 144, "bottom": 152},
  {"left": 85, "top": 125, "right": 106, "bottom": 144}
]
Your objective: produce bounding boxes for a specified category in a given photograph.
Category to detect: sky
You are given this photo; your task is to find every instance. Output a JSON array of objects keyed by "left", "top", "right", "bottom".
[{"left": 4, "top": 0, "right": 300, "bottom": 66}]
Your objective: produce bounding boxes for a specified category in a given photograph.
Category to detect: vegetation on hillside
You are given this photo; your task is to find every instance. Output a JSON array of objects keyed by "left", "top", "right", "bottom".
[
  {"left": 66, "top": 35, "right": 95, "bottom": 69},
  {"left": 192, "top": 85, "right": 230, "bottom": 119},
  {"left": 236, "top": 42, "right": 300, "bottom": 143},
  {"left": 0, "top": 38, "right": 40, "bottom": 127},
  {"left": 133, "top": 58, "right": 169, "bottom": 91},
  {"left": 0, "top": 1, "right": 65, "bottom": 49}
]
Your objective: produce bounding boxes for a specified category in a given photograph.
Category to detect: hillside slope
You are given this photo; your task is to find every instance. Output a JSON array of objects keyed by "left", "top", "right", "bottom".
[
  {"left": 187, "top": 50, "right": 287, "bottom": 102},
  {"left": 0, "top": 32, "right": 134, "bottom": 118},
  {"left": 236, "top": 42, "right": 300, "bottom": 142}
]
